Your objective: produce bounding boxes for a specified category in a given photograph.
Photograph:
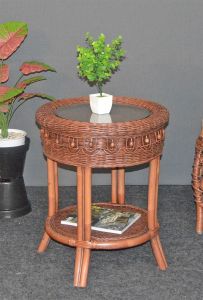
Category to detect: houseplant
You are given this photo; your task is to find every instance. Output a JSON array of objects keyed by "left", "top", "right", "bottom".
[
  {"left": 77, "top": 32, "right": 125, "bottom": 114},
  {"left": 0, "top": 21, "right": 56, "bottom": 218}
]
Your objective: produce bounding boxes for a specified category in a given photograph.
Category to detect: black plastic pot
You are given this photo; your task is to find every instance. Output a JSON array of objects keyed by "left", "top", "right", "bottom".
[{"left": 0, "top": 137, "right": 31, "bottom": 218}]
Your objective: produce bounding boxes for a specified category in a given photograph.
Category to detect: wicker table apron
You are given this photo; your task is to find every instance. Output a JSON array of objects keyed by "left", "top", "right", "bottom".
[{"left": 36, "top": 96, "right": 169, "bottom": 287}]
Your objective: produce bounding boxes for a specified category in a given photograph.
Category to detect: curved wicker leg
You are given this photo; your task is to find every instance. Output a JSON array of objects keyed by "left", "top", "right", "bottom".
[
  {"left": 151, "top": 235, "right": 168, "bottom": 270},
  {"left": 38, "top": 232, "right": 50, "bottom": 253},
  {"left": 111, "top": 168, "right": 125, "bottom": 204},
  {"left": 74, "top": 167, "right": 91, "bottom": 287},
  {"left": 74, "top": 248, "right": 91, "bottom": 287},
  {"left": 148, "top": 157, "right": 168, "bottom": 270},
  {"left": 38, "top": 159, "right": 58, "bottom": 253}
]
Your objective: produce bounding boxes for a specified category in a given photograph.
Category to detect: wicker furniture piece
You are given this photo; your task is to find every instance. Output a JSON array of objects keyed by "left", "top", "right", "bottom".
[
  {"left": 192, "top": 124, "right": 203, "bottom": 234},
  {"left": 36, "top": 96, "right": 169, "bottom": 287}
]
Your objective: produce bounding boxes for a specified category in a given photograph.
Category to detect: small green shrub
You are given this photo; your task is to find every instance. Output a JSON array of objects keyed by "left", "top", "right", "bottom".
[{"left": 77, "top": 33, "right": 125, "bottom": 97}]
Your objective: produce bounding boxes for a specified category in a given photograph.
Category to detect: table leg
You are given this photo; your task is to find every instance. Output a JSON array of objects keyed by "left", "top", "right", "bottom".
[
  {"left": 111, "top": 169, "right": 117, "bottom": 204},
  {"left": 196, "top": 203, "right": 203, "bottom": 234},
  {"left": 148, "top": 157, "right": 168, "bottom": 270},
  {"left": 111, "top": 168, "right": 125, "bottom": 204},
  {"left": 74, "top": 167, "right": 92, "bottom": 287},
  {"left": 38, "top": 158, "right": 58, "bottom": 253},
  {"left": 118, "top": 168, "right": 125, "bottom": 204},
  {"left": 54, "top": 160, "right": 59, "bottom": 210}
]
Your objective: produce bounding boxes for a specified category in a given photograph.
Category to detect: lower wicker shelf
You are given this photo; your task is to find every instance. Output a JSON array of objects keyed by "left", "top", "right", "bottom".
[{"left": 46, "top": 203, "right": 153, "bottom": 250}]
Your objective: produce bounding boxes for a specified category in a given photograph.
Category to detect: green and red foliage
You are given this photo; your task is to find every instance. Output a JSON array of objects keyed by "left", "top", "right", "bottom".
[{"left": 0, "top": 21, "right": 56, "bottom": 138}]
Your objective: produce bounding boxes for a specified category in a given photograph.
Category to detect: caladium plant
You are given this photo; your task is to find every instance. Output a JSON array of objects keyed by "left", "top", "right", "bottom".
[{"left": 0, "top": 21, "right": 56, "bottom": 138}]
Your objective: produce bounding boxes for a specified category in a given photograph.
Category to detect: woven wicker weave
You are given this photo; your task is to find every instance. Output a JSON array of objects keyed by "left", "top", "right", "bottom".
[
  {"left": 36, "top": 96, "right": 169, "bottom": 168},
  {"left": 36, "top": 96, "right": 169, "bottom": 287},
  {"left": 192, "top": 128, "right": 203, "bottom": 234},
  {"left": 46, "top": 203, "right": 149, "bottom": 250}
]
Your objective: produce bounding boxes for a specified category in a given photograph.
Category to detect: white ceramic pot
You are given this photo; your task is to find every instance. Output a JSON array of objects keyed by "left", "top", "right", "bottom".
[
  {"left": 0, "top": 129, "right": 27, "bottom": 147},
  {"left": 89, "top": 93, "right": 113, "bottom": 114}
]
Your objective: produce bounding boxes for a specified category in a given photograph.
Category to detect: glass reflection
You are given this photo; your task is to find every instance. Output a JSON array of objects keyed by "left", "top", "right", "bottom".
[{"left": 90, "top": 113, "right": 112, "bottom": 123}]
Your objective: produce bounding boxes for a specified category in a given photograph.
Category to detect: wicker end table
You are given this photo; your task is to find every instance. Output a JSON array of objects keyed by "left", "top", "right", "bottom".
[
  {"left": 36, "top": 96, "right": 169, "bottom": 287},
  {"left": 192, "top": 124, "right": 203, "bottom": 234}
]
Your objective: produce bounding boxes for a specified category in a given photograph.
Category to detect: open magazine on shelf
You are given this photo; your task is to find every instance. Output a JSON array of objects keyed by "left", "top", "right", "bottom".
[{"left": 61, "top": 205, "right": 141, "bottom": 234}]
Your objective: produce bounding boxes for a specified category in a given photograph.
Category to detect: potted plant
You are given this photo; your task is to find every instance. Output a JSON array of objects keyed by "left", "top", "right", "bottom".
[
  {"left": 77, "top": 32, "right": 125, "bottom": 114},
  {"left": 0, "top": 21, "right": 56, "bottom": 218}
]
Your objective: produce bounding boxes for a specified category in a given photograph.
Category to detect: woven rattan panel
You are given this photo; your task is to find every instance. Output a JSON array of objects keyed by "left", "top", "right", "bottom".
[
  {"left": 36, "top": 97, "right": 169, "bottom": 168},
  {"left": 46, "top": 203, "right": 148, "bottom": 249},
  {"left": 192, "top": 135, "right": 203, "bottom": 202}
]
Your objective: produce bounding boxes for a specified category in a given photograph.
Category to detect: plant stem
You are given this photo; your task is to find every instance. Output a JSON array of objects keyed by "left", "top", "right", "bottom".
[
  {"left": 6, "top": 101, "right": 15, "bottom": 127},
  {"left": 8, "top": 98, "right": 26, "bottom": 122},
  {"left": 14, "top": 73, "right": 24, "bottom": 87},
  {"left": 2, "top": 126, "right": 8, "bottom": 138},
  {"left": 97, "top": 83, "right": 103, "bottom": 97},
  {"left": 0, "top": 112, "right": 8, "bottom": 138},
  {"left": 0, "top": 59, "right": 8, "bottom": 137}
]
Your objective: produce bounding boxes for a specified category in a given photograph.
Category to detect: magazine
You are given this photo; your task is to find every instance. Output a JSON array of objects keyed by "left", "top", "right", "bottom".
[{"left": 61, "top": 205, "right": 141, "bottom": 234}]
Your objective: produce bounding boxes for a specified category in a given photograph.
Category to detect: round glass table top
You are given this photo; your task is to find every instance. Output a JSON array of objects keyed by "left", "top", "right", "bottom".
[{"left": 55, "top": 103, "right": 151, "bottom": 123}]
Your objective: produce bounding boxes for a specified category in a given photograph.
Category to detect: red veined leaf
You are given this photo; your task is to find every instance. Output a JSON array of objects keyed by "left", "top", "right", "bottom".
[
  {"left": 16, "top": 75, "right": 46, "bottom": 89},
  {"left": 0, "top": 103, "right": 9, "bottom": 112},
  {"left": 0, "top": 21, "right": 28, "bottom": 60},
  {"left": 18, "top": 93, "right": 55, "bottom": 101},
  {"left": 0, "top": 64, "right": 9, "bottom": 83},
  {"left": 0, "top": 86, "right": 10, "bottom": 94},
  {"left": 17, "top": 93, "right": 34, "bottom": 101},
  {"left": 0, "top": 86, "right": 24, "bottom": 103},
  {"left": 19, "top": 61, "right": 56, "bottom": 75}
]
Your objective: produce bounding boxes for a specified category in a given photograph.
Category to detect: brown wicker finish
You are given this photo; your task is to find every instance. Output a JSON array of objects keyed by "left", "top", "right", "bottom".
[
  {"left": 192, "top": 127, "right": 203, "bottom": 234},
  {"left": 36, "top": 97, "right": 169, "bottom": 288},
  {"left": 46, "top": 203, "right": 150, "bottom": 250},
  {"left": 36, "top": 96, "right": 169, "bottom": 168}
]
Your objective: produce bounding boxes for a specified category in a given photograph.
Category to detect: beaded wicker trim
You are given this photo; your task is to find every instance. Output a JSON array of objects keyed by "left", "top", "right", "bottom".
[{"left": 36, "top": 96, "right": 169, "bottom": 167}]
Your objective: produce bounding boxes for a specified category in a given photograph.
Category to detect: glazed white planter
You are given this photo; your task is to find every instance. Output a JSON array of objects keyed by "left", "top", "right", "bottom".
[
  {"left": 0, "top": 129, "right": 27, "bottom": 148},
  {"left": 89, "top": 93, "right": 113, "bottom": 114}
]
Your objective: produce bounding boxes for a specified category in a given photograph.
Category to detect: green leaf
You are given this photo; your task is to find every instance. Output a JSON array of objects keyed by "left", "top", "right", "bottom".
[
  {"left": 0, "top": 103, "right": 9, "bottom": 112},
  {"left": 0, "top": 64, "right": 9, "bottom": 83},
  {"left": 16, "top": 75, "right": 46, "bottom": 88},
  {"left": 0, "top": 21, "right": 28, "bottom": 59},
  {"left": 0, "top": 86, "right": 24, "bottom": 103},
  {"left": 18, "top": 93, "right": 55, "bottom": 101},
  {"left": 77, "top": 33, "right": 125, "bottom": 94},
  {"left": 20, "top": 61, "right": 56, "bottom": 75}
]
